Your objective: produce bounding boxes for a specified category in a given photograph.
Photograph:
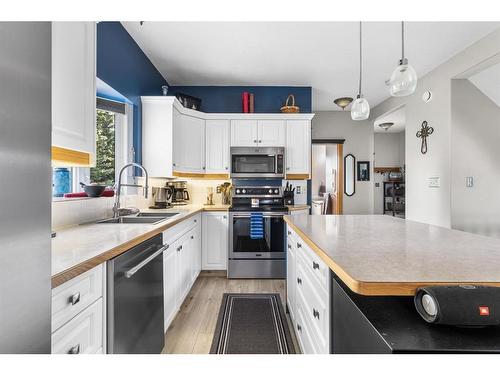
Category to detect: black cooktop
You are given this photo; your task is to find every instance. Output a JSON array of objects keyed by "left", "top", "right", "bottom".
[{"left": 230, "top": 205, "right": 288, "bottom": 212}]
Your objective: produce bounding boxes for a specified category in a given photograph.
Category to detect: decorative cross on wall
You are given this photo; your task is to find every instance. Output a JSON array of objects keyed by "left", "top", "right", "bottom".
[{"left": 416, "top": 121, "right": 434, "bottom": 154}]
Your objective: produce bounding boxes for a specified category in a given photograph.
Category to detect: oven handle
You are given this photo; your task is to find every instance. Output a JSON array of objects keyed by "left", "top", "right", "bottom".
[
  {"left": 231, "top": 212, "right": 286, "bottom": 218},
  {"left": 124, "top": 244, "right": 169, "bottom": 279}
]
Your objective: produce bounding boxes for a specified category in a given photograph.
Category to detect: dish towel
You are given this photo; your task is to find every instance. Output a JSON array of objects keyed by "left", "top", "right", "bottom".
[{"left": 250, "top": 213, "right": 264, "bottom": 240}]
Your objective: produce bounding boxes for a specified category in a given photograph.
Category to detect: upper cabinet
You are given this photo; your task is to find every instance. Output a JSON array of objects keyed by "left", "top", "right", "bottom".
[
  {"left": 230, "top": 120, "right": 258, "bottom": 147},
  {"left": 257, "top": 120, "right": 286, "bottom": 147},
  {"left": 52, "top": 22, "right": 96, "bottom": 166},
  {"left": 142, "top": 97, "right": 314, "bottom": 178},
  {"left": 173, "top": 114, "right": 205, "bottom": 173},
  {"left": 205, "top": 120, "right": 230, "bottom": 174},
  {"left": 286, "top": 120, "right": 311, "bottom": 176},
  {"left": 230, "top": 119, "right": 285, "bottom": 147}
]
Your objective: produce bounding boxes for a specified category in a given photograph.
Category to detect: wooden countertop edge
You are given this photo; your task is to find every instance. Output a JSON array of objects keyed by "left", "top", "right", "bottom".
[
  {"left": 286, "top": 205, "right": 310, "bottom": 211},
  {"left": 284, "top": 217, "right": 500, "bottom": 296},
  {"left": 51, "top": 207, "right": 232, "bottom": 288}
]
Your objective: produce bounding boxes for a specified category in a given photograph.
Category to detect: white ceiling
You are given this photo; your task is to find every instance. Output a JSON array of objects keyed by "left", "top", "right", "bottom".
[
  {"left": 468, "top": 62, "right": 500, "bottom": 107},
  {"left": 122, "top": 22, "right": 500, "bottom": 111},
  {"left": 374, "top": 106, "right": 406, "bottom": 133}
]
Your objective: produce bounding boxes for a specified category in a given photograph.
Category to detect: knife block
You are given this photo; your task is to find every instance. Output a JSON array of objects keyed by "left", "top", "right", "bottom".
[{"left": 283, "top": 191, "right": 294, "bottom": 205}]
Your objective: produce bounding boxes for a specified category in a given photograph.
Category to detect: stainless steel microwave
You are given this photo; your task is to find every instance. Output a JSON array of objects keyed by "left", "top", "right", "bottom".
[{"left": 230, "top": 147, "right": 285, "bottom": 179}]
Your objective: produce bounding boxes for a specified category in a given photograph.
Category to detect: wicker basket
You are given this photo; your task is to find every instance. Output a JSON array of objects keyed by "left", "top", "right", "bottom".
[{"left": 280, "top": 94, "right": 300, "bottom": 113}]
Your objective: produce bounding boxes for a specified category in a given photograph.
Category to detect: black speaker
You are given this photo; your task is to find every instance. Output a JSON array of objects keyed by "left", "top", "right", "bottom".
[{"left": 414, "top": 285, "right": 500, "bottom": 327}]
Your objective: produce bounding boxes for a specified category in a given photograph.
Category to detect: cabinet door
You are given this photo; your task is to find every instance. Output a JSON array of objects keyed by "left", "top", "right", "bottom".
[
  {"left": 205, "top": 120, "right": 230, "bottom": 173},
  {"left": 286, "top": 120, "right": 311, "bottom": 175},
  {"left": 258, "top": 120, "right": 286, "bottom": 147},
  {"left": 172, "top": 107, "right": 182, "bottom": 172},
  {"left": 175, "top": 114, "right": 205, "bottom": 173},
  {"left": 287, "top": 238, "right": 296, "bottom": 323},
  {"left": 202, "top": 213, "right": 228, "bottom": 270},
  {"left": 177, "top": 234, "right": 192, "bottom": 304},
  {"left": 163, "top": 244, "right": 179, "bottom": 332},
  {"left": 52, "top": 22, "right": 96, "bottom": 161},
  {"left": 231, "top": 120, "right": 258, "bottom": 147}
]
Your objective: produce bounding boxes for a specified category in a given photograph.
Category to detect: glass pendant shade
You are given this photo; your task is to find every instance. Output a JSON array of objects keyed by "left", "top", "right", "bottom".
[
  {"left": 389, "top": 59, "right": 418, "bottom": 97},
  {"left": 351, "top": 95, "right": 370, "bottom": 120}
]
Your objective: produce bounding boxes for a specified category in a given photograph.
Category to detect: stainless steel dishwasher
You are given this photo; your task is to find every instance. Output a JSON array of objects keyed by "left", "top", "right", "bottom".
[{"left": 107, "top": 234, "right": 166, "bottom": 353}]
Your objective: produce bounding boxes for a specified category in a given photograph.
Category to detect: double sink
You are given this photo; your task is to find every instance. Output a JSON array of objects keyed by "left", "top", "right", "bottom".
[{"left": 96, "top": 211, "right": 180, "bottom": 225}]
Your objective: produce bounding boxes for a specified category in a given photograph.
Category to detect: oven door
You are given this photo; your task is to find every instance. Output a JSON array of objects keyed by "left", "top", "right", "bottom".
[{"left": 229, "top": 212, "right": 285, "bottom": 259}]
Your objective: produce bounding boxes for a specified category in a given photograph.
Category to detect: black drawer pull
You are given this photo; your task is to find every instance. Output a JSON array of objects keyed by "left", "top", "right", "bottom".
[
  {"left": 287, "top": 230, "right": 291, "bottom": 235},
  {"left": 297, "top": 243, "right": 302, "bottom": 248},
  {"left": 297, "top": 324, "right": 302, "bottom": 332},
  {"left": 287, "top": 244, "right": 291, "bottom": 249},
  {"left": 297, "top": 277, "right": 302, "bottom": 285},
  {"left": 312, "top": 261, "right": 320, "bottom": 270},
  {"left": 68, "top": 344, "right": 80, "bottom": 354},
  {"left": 313, "top": 308, "right": 320, "bottom": 319}
]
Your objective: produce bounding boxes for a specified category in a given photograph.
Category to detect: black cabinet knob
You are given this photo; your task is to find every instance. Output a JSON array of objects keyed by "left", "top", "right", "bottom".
[
  {"left": 313, "top": 308, "right": 320, "bottom": 319},
  {"left": 297, "top": 277, "right": 302, "bottom": 285},
  {"left": 312, "top": 261, "right": 320, "bottom": 270}
]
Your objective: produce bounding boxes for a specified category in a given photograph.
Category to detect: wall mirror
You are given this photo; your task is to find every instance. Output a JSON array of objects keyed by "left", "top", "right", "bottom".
[{"left": 344, "top": 154, "right": 355, "bottom": 196}]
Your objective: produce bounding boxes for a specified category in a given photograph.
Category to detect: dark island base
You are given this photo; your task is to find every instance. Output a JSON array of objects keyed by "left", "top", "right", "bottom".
[{"left": 330, "top": 272, "right": 500, "bottom": 353}]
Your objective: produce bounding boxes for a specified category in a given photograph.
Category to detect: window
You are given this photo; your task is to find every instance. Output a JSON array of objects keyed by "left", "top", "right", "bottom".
[{"left": 52, "top": 98, "right": 132, "bottom": 198}]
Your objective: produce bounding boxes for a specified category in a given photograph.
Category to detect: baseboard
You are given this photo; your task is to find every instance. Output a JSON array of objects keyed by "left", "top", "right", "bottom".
[{"left": 200, "top": 270, "right": 227, "bottom": 277}]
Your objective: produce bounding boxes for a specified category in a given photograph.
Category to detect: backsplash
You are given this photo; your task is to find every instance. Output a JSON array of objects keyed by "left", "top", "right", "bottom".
[{"left": 183, "top": 178, "right": 231, "bottom": 206}]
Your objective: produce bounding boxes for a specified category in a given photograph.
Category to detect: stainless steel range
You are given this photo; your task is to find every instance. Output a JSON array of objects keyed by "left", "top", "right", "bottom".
[{"left": 228, "top": 186, "right": 287, "bottom": 279}]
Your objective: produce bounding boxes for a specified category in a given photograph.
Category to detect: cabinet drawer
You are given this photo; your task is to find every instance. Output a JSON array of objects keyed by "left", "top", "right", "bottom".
[
  {"left": 51, "top": 298, "right": 103, "bottom": 354},
  {"left": 297, "top": 240, "right": 329, "bottom": 293},
  {"left": 163, "top": 213, "right": 201, "bottom": 245},
  {"left": 51, "top": 264, "right": 103, "bottom": 332},
  {"left": 296, "top": 263, "right": 329, "bottom": 353},
  {"left": 295, "top": 292, "right": 318, "bottom": 354}
]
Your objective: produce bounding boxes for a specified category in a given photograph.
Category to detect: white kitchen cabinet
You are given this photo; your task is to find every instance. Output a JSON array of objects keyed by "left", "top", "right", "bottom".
[
  {"left": 174, "top": 114, "right": 205, "bottom": 173},
  {"left": 202, "top": 212, "right": 228, "bottom": 270},
  {"left": 231, "top": 120, "right": 258, "bottom": 147},
  {"left": 162, "top": 215, "right": 202, "bottom": 332},
  {"left": 163, "top": 243, "right": 179, "bottom": 331},
  {"left": 258, "top": 120, "right": 286, "bottom": 147},
  {"left": 52, "top": 22, "right": 96, "bottom": 163},
  {"left": 230, "top": 119, "right": 286, "bottom": 147},
  {"left": 205, "top": 119, "right": 230, "bottom": 173},
  {"left": 287, "top": 224, "right": 330, "bottom": 354},
  {"left": 286, "top": 120, "right": 311, "bottom": 176}
]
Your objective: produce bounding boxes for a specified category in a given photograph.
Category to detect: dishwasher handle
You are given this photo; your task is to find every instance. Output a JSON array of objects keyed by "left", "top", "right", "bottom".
[{"left": 124, "top": 244, "right": 169, "bottom": 279}]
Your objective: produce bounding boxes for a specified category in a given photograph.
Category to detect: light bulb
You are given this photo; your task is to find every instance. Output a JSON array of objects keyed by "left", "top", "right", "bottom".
[
  {"left": 389, "top": 59, "right": 417, "bottom": 97},
  {"left": 351, "top": 95, "right": 370, "bottom": 121}
]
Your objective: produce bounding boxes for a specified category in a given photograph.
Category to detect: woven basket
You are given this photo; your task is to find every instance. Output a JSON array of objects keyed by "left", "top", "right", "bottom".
[{"left": 280, "top": 94, "right": 300, "bottom": 113}]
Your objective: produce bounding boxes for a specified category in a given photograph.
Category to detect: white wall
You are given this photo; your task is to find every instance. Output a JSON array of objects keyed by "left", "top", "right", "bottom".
[
  {"left": 371, "top": 27, "right": 500, "bottom": 228},
  {"left": 311, "top": 144, "right": 326, "bottom": 199},
  {"left": 451, "top": 79, "right": 500, "bottom": 238},
  {"left": 312, "top": 111, "right": 373, "bottom": 214}
]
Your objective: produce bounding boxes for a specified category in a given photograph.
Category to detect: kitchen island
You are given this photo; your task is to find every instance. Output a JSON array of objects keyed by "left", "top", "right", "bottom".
[{"left": 284, "top": 215, "right": 500, "bottom": 353}]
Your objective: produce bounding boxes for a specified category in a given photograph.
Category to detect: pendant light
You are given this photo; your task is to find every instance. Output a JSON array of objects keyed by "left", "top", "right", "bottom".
[
  {"left": 351, "top": 22, "right": 370, "bottom": 121},
  {"left": 389, "top": 21, "right": 418, "bottom": 97}
]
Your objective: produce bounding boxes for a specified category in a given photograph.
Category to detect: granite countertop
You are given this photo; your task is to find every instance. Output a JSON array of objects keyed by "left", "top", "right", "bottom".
[
  {"left": 51, "top": 204, "right": 229, "bottom": 288},
  {"left": 284, "top": 214, "right": 500, "bottom": 296}
]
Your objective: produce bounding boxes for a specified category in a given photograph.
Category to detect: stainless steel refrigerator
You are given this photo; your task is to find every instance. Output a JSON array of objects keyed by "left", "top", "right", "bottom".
[{"left": 0, "top": 22, "right": 52, "bottom": 353}]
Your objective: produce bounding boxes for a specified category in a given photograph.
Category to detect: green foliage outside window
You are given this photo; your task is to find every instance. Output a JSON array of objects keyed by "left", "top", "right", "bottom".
[{"left": 90, "top": 110, "right": 115, "bottom": 186}]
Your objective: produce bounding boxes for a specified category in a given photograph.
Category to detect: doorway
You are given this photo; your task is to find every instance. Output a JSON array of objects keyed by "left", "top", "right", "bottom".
[
  {"left": 373, "top": 106, "right": 406, "bottom": 218},
  {"left": 311, "top": 140, "right": 344, "bottom": 215}
]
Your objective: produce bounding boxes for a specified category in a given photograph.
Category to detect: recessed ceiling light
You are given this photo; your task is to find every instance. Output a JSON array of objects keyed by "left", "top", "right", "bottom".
[{"left": 333, "top": 97, "right": 353, "bottom": 110}]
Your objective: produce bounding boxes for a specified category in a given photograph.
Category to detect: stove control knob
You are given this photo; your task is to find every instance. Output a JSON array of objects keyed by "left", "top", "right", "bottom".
[
  {"left": 236, "top": 189, "right": 241, "bottom": 194},
  {"left": 274, "top": 189, "right": 279, "bottom": 194},
  {"left": 242, "top": 189, "right": 247, "bottom": 194},
  {"left": 268, "top": 189, "right": 273, "bottom": 194}
]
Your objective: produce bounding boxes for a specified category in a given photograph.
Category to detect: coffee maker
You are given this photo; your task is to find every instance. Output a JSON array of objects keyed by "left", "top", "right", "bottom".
[
  {"left": 150, "top": 186, "right": 173, "bottom": 209},
  {"left": 167, "top": 181, "right": 190, "bottom": 206}
]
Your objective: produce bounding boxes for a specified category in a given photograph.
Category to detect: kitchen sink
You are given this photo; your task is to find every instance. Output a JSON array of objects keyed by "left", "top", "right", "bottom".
[
  {"left": 136, "top": 212, "right": 180, "bottom": 218},
  {"left": 96, "top": 216, "right": 167, "bottom": 224}
]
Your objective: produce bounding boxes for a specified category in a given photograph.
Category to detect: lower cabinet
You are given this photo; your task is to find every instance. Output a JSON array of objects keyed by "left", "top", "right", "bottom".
[
  {"left": 162, "top": 214, "right": 202, "bottom": 332},
  {"left": 286, "top": 225, "right": 330, "bottom": 354},
  {"left": 202, "top": 212, "right": 228, "bottom": 270},
  {"left": 51, "top": 264, "right": 105, "bottom": 354}
]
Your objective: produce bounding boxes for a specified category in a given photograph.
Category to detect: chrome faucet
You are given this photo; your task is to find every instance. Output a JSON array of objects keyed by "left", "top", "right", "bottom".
[{"left": 113, "top": 163, "right": 149, "bottom": 218}]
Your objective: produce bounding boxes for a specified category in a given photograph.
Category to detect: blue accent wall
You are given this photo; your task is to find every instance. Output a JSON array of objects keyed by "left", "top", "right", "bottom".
[
  {"left": 170, "top": 86, "right": 312, "bottom": 113},
  {"left": 96, "top": 22, "right": 168, "bottom": 165}
]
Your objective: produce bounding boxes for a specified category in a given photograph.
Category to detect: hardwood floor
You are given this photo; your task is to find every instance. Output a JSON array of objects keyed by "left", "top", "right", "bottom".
[{"left": 162, "top": 272, "right": 289, "bottom": 354}]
